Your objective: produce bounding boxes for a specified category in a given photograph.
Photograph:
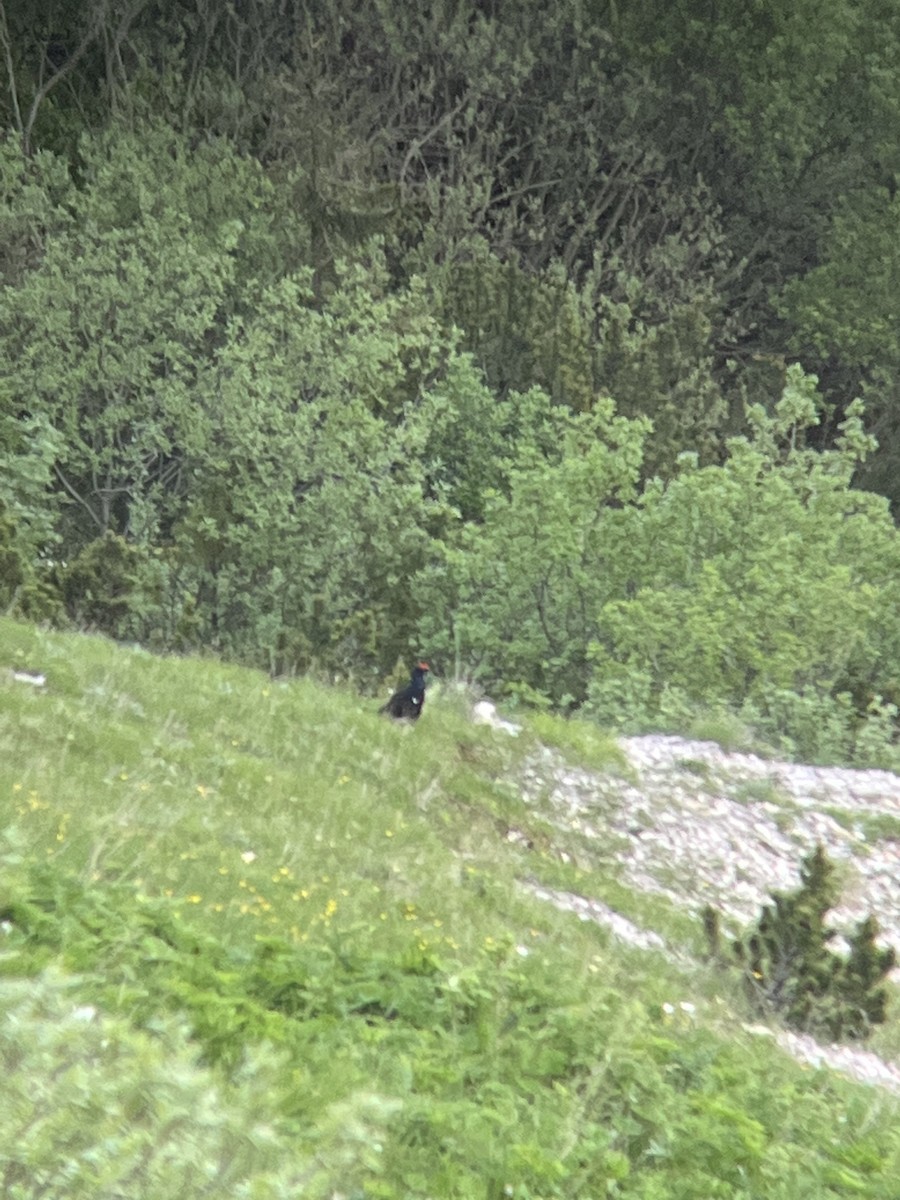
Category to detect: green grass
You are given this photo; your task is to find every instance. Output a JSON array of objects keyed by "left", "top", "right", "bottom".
[
  {"left": 518, "top": 710, "right": 630, "bottom": 774},
  {"left": 3, "top": 617, "right": 900, "bottom": 1199},
  {"left": 832, "top": 809, "right": 900, "bottom": 845},
  {"left": 684, "top": 707, "right": 761, "bottom": 754},
  {"left": 732, "top": 777, "right": 792, "bottom": 807}
]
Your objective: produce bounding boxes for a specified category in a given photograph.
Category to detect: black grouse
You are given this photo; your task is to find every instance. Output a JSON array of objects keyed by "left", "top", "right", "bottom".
[{"left": 380, "top": 661, "right": 429, "bottom": 721}]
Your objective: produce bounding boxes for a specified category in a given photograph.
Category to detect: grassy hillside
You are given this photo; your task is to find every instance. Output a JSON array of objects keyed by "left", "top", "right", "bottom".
[{"left": 2, "top": 616, "right": 900, "bottom": 1199}]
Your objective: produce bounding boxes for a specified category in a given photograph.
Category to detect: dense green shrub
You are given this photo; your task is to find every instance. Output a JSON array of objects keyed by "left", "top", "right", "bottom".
[
  {"left": 588, "top": 372, "right": 900, "bottom": 719},
  {"left": 57, "top": 533, "right": 164, "bottom": 636},
  {"left": 421, "top": 366, "right": 900, "bottom": 756},
  {"left": 0, "top": 501, "right": 61, "bottom": 621}
]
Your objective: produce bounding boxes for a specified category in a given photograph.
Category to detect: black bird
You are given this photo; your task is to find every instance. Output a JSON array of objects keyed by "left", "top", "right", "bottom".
[{"left": 379, "top": 661, "right": 429, "bottom": 721}]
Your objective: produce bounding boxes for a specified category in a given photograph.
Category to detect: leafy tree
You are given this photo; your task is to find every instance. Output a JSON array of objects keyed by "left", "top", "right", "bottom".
[
  {"left": 427, "top": 239, "right": 730, "bottom": 478},
  {"left": 0, "top": 413, "right": 65, "bottom": 620},
  {"left": 0, "top": 406, "right": 61, "bottom": 558},
  {"left": 419, "top": 348, "right": 526, "bottom": 522},
  {"left": 0, "top": 122, "right": 306, "bottom": 550},
  {"left": 184, "top": 0, "right": 738, "bottom": 475},
  {"left": 0, "top": 500, "right": 61, "bottom": 619},
  {"left": 8, "top": 0, "right": 900, "bottom": 494},
  {"left": 420, "top": 364, "right": 900, "bottom": 725},
  {"left": 167, "top": 253, "right": 461, "bottom": 676},
  {"left": 779, "top": 187, "right": 900, "bottom": 508},
  {"left": 416, "top": 396, "right": 649, "bottom": 703},
  {"left": 612, "top": 0, "right": 900, "bottom": 301},
  {"left": 5, "top": 0, "right": 900, "bottom": 709},
  {"left": 588, "top": 368, "right": 900, "bottom": 726},
  {"left": 0, "top": 0, "right": 154, "bottom": 155}
]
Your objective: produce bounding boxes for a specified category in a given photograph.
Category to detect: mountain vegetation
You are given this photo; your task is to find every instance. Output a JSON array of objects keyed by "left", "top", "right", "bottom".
[
  {"left": 4, "top": 0, "right": 900, "bottom": 758},
  {"left": 6, "top": 9, "right": 900, "bottom": 1190},
  {"left": 3, "top": 616, "right": 900, "bottom": 1199}
]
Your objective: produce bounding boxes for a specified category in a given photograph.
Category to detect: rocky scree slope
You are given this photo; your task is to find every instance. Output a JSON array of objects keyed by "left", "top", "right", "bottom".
[{"left": 512, "top": 727, "right": 900, "bottom": 1094}]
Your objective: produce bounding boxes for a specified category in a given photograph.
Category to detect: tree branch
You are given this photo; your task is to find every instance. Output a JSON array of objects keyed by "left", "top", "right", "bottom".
[
  {"left": 22, "top": 14, "right": 100, "bottom": 156},
  {"left": 0, "top": 0, "right": 22, "bottom": 135},
  {"left": 54, "top": 464, "right": 104, "bottom": 533}
]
